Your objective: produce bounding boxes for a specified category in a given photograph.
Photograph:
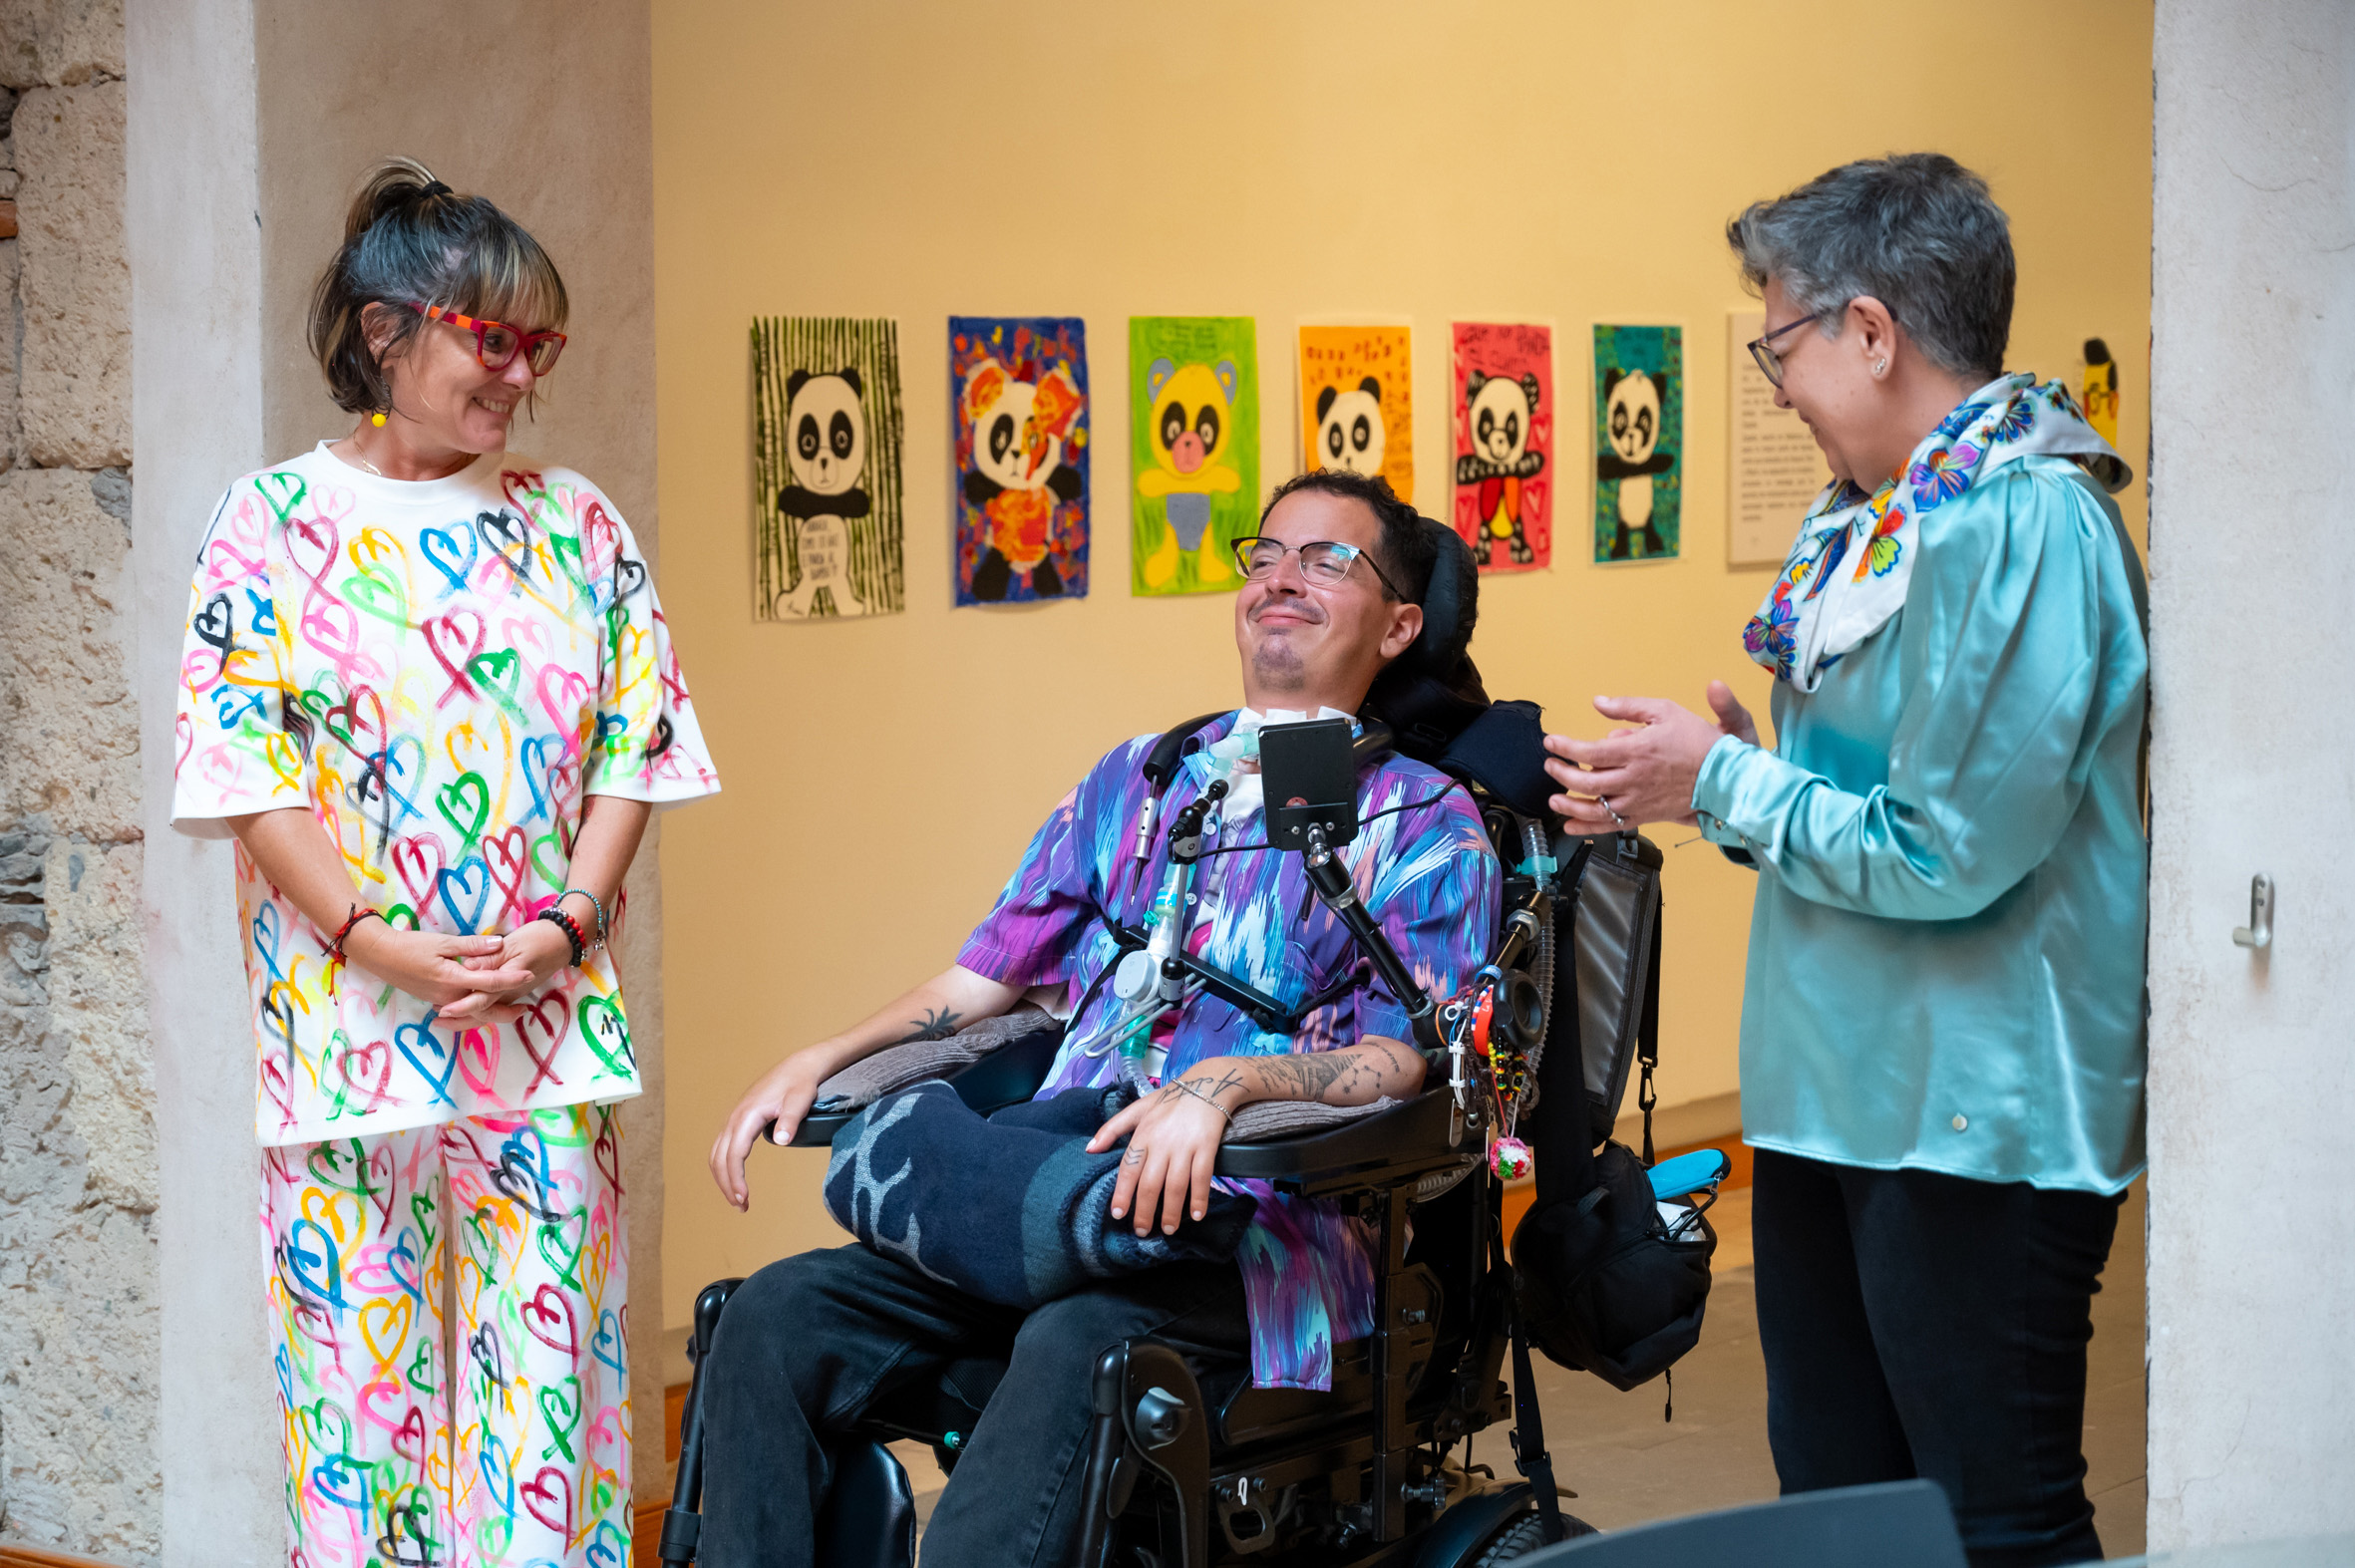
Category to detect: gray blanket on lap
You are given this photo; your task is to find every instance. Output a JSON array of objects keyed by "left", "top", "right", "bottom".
[{"left": 823, "top": 1081, "right": 1259, "bottom": 1307}]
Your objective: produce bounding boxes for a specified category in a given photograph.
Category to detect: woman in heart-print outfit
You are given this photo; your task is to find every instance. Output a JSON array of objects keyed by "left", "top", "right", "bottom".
[{"left": 171, "top": 159, "right": 718, "bottom": 1568}]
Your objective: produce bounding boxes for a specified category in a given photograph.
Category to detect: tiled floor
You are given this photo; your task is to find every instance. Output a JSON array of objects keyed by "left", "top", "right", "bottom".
[{"left": 874, "top": 1178, "right": 2151, "bottom": 1558}]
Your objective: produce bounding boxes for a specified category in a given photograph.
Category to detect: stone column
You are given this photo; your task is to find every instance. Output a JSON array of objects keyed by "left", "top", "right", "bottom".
[
  {"left": 0, "top": 0, "right": 161, "bottom": 1561},
  {"left": 2147, "top": 0, "right": 2355, "bottom": 1549},
  {"left": 123, "top": 0, "right": 272, "bottom": 1556}
]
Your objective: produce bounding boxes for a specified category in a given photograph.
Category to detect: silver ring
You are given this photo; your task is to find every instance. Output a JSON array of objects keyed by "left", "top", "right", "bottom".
[
  {"left": 1598, "top": 794, "right": 1628, "bottom": 829},
  {"left": 1123, "top": 1149, "right": 1144, "bottom": 1165}
]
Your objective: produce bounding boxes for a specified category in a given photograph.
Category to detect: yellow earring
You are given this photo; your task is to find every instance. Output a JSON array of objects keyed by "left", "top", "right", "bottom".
[{"left": 371, "top": 411, "right": 388, "bottom": 427}]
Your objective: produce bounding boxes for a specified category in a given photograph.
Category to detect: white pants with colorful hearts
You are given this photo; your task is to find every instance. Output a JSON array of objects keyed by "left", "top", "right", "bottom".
[{"left": 262, "top": 1104, "right": 630, "bottom": 1568}]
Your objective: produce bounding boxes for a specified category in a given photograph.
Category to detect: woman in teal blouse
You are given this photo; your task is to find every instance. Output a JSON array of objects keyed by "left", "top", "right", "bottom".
[{"left": 1544, "top": 155, "right": 2145, "bottom": 1568}]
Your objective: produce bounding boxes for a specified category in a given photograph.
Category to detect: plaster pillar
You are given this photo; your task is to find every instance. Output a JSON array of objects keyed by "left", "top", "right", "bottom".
[
  {"left": 127, "top": 3, "right": 665, "bottom": 1558},
  {"left": 2147, "top": 0, "right": 2355, "bottom": 1548}
]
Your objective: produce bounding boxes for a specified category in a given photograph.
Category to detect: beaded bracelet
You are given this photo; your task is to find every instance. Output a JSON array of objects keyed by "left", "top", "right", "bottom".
[
  {"left": 536, "top": 906, "right": 587, "bottom": 966},
  {"left": 559, "top": 887, "right": 607, "bottom": 950},
  {"left": 330, "top": 907, "right": 385, "bottom": 962}
]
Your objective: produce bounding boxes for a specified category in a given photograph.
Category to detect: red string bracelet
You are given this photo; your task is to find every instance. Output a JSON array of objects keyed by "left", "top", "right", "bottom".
[{"left": 330, "top": 907, "right": 384, "bottom": 962}]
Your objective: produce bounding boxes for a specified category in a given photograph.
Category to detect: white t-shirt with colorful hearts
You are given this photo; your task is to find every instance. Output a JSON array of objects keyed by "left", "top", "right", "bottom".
[{"left": 171, "top": 444, "right": 720, "bottom": 1145}]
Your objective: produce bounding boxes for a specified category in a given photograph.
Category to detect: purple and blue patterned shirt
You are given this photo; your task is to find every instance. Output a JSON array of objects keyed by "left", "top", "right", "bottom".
[{"left": 956, "top": 712, "right": 1501, "bottom": 1389}]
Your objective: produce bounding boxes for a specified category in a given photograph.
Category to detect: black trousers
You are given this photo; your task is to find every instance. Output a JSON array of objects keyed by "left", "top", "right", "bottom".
[
  {"left": 1750, "top": 1148, "right": 2125, "bottom": 1568},
  {"left": 696, "top": 1243, "right": 1251, "bottom": 1568}
]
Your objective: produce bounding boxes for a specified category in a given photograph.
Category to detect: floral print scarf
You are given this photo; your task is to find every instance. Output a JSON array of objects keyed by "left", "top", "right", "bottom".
[{"left": 1744, "top": 372, "right": 2130, "bottom": 691}]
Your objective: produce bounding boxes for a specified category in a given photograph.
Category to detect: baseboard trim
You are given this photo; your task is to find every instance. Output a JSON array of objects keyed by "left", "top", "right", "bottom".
[
  {"left": 1613, "top": 1090, "right": 1742, "bottom": 1154},
  {"left": 1, "top": 1543, "right": 120, "bottom": 1568},
  {"left": 632, "top": 1499, "right": 666, "bottom": 1568}
]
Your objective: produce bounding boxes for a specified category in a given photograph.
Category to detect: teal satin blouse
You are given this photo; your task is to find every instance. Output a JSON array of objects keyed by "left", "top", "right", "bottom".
[{"left": 1694, "top": 456, "right": 2148, "bottom": 1194}]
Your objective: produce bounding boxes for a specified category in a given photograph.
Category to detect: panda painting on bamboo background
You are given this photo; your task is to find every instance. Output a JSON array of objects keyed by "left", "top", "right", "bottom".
[
  {"left": 950, "top": 316, "right": 1090, "bottom": 605},
  {"left": 752, "top": 315, "right": 906, "bottom": 621}
]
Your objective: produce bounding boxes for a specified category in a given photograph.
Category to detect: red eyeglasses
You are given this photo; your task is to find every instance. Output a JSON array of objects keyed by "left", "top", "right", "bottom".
[{"left": 410, "top": 301, "right": 567, "bottom": 375}]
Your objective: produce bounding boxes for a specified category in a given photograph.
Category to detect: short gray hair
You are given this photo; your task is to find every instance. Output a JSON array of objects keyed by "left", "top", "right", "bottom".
[{"left": 1727, "top": 154, "right": 2014, "bottom": 382}]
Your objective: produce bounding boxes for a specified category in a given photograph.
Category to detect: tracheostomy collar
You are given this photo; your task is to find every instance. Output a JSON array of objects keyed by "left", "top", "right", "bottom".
[{"left": 1206, "top": 706, "right": 1355, "bottom": 820}]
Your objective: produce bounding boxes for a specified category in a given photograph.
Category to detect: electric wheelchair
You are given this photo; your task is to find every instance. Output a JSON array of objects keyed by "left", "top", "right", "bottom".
[
  {"left": 660, "top": 501, "right": 1702, "bottom": 1565},
  {"left": 658, "top": 703, "right": 1694, "bottom": 1567}
]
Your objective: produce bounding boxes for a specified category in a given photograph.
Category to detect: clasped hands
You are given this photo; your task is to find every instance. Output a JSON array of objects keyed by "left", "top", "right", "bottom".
[
  {"left": 342, "top": 912, "right": 575, "bottom": 1027},
  {"left": 1542, "top": 680, "right": 1760, "bottom": 834}
]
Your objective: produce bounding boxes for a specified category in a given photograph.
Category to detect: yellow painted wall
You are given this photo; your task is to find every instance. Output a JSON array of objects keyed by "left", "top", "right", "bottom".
[{"left": 651, "top": 0, "right": 2154, "bottom": 1324}]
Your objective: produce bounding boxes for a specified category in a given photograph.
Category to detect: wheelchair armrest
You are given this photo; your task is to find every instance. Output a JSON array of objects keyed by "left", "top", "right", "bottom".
[
  {"left": 786, "top": 1039, "right": 1473, "bottom": 1202},
  {"left": 1212, "top": 1091, "right": 1474, "bottom": 1198},
  {"left": 784, "top": 1025, "right": 1064, "bottom": 1148}
]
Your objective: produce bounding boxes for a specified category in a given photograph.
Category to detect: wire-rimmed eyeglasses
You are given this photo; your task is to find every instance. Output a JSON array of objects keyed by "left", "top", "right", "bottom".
[{"left": 1747, "top": 314, "right": 1823, "bottom": 390}]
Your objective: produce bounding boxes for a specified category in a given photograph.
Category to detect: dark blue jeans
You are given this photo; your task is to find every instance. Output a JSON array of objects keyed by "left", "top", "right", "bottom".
[
  {"left": 696, "top": 1243, "right": 1250, "bottom": 1568},
  {"left": 1751, "top": 1149, "right": 2125, "bottom": 1568}
]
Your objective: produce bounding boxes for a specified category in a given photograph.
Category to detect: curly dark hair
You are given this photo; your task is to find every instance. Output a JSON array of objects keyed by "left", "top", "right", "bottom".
[
  {"left": 1257, "top": 469, "right": 1438, "bottom": 610},
  {"left": 1258, "top": 469, "right": 1487, "bottom": 750}
]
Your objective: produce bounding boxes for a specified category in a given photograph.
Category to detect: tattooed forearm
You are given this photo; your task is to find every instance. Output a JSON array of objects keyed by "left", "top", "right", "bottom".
[
  {"left": 1245, "top": 1037, "right": 1425, "bottom": 1106},
  {"left": 1249, "top": 1052, "right": 1350, "bottom": 1102},
  {"left": 887, "top": 1007, "right": 964, "bottom": 1046},
  {"left": 1180, "top": 1040, "right": 1425, "bottom": 1110}
]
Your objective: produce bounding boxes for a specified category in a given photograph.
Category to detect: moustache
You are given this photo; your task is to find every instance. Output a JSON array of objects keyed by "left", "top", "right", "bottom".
[{"left": 1246, "top": 594, "right": 1326, "bottom": 627}]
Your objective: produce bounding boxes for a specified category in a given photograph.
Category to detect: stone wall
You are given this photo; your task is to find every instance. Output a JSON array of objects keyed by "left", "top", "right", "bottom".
[{"left": 0, "top": 0, "right": 157, "bottom": 1561}]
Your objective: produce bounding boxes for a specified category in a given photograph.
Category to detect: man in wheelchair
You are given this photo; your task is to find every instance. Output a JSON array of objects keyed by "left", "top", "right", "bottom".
[{"left": 699, "top": 469, "right": 1507, "bottom": 1566}]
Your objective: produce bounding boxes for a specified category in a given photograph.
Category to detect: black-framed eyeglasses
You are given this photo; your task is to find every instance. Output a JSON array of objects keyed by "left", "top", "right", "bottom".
[
  {"left": 1747, "top": 314, "right": 1822, "bottom": 390},
  {"left": 1231, "top": 535, "right": 1404, "bottom": 599}
]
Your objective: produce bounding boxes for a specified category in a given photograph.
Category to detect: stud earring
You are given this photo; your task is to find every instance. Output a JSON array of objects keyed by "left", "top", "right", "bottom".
[
  {"left": 1872, "top": 360, "right": 1887, "bottom": 377},
  {"left": 371, "top": 410, "right": 388, "bottom": 427}
]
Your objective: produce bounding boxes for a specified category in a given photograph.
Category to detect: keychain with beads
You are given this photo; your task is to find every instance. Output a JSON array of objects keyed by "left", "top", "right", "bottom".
[{"left": 1471, "top": 985, "right": 1535, "bottom": 1181}]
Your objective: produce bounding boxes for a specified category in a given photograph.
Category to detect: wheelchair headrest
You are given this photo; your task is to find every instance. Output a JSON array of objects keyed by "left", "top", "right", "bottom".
[
  {"left": 1435, "top": 700, "right": 1556, "bottom": 822},
  {"left": 1401, "top": 515, "right": 1477, "bottom": 681},
  {"left": 1364, "top": 517, "right": 1490, "bottom": 760}
]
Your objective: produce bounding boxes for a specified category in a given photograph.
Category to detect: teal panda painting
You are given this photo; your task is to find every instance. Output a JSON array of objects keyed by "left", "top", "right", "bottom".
[{"left": 1592, "top": 323, "right": 1683, "bottom": 562}]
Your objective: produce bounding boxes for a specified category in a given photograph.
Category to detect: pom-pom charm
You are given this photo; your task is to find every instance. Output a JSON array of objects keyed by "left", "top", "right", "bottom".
[{"left": 1490, "top": 1135, "right": 1533, "bottom": 1181}]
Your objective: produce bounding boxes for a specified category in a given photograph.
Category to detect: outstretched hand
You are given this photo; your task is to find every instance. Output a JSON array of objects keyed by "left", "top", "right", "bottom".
[
  {"left": 709, "top": 1051, "right": 833, "bottom": 1211},
  {"left": 1542, "top": 682, "right": 1758, "bottom": 834}
]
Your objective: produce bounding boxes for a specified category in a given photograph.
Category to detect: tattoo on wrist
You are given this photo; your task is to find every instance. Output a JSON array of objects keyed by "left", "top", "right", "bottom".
[
  {"left": 889, "top": 1007, "right": 964, "bottom": 1046},
  {"left": 1184, "top": 1067, "right": 1247, "bottom": 1104}
]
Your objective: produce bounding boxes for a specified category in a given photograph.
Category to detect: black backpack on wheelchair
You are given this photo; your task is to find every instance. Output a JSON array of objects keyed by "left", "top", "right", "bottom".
[{"left": 658, "top": 526, "right": 1712, "bottom": 1568}]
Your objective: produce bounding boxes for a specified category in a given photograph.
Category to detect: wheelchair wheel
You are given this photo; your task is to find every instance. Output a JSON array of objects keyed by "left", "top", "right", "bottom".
[{"left": 1472, "top": 1507, "right": 1598, "bottom": 1563}]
